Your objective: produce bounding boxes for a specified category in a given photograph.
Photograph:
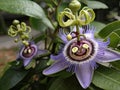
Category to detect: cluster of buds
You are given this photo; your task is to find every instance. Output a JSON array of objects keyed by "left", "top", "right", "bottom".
[{"left": 8, "top": 20, "right": 31, "bottom": 46}]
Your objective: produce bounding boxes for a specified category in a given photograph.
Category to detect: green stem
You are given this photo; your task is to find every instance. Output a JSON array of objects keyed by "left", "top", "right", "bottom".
[
  {"left": 75, "top": 12, "right": 80, "bottom": 41},
  {"left": 47, "top": 1, "right": 62, "bottom": 51},
  {"left": 76, "top": 24, "right": 80, "bottom": 41},
  {"left": 48, "top": 27, "right": 59, "bottom": 51},
  {"left": 45, "top": 30, "right": 48, "bottom": 49},
  {"left": 48, "top": 41, "right": 53, "bottom": 51}
]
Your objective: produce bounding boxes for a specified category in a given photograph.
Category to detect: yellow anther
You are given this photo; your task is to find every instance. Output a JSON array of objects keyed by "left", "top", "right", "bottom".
[
  {"left": 67, "top": 34, "right": 72, "bottom": 41},
  {"left": 24, "top": 49, "right": 28, "bottom": 54},
  {"left": 72, "top": 46, "right": 78, "bottom": 53},
  {"left": 28, "top": 49, "right": 32, "bottom": 54},
  {"left": 21, "top": 34, "right": 29, "bottom": 40},
  {"left": 82, "top": 44, "right": 89, "bottom": 49}
]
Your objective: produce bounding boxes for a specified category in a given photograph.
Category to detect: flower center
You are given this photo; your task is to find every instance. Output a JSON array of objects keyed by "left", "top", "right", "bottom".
[
  {"left": 63, "top": 38, "right": 98, "bottom": 63},
  {"left": 22, "top": 45, "right": 36, "bottom": 58}
]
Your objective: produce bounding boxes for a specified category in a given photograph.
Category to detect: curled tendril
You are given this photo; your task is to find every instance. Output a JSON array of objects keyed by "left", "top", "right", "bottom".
[
  {"left": 58, "top": 8, "right": 75, "bottom": 27},
  {"left": 78, "top": 7, "right": 95, "bottom": 25},
  {"left": 8, "top": 20, "right": 31, "bottom": 46}
]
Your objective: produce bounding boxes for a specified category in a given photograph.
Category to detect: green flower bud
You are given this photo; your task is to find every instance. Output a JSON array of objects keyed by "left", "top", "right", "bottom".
[
  {"left": 13, "top": 20, "right": 20, "bottom": 25},
  {"left": 69, "top": 0, "right": 81, "bottom": 12},
  {"left": 8, "top": 20, "right": 32, "bottom": 46},
  {"left": 14, "top": 38, "right": 19, "bottom": 43},
  {"left": 22, "top": 40, "right": 29, "bottom": 46}
]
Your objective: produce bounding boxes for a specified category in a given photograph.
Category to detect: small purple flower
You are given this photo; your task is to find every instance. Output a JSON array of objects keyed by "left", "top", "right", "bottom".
[
  {"left": 18, "top": 42, "right": 38, "bottom": 66},
  {"left": 43, "top": 26, "right": 120, "bottom": 88}
]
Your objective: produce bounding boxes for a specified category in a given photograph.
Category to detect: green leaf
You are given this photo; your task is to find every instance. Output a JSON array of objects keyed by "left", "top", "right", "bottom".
[
  {"left": 92, "top": 66, "right": 120, "bottom": 90},
  {"left": 114, "top": 29, "right": 120, "bottom": 36},
  {"left": 30, "top": 18, "right": 47, "bottom": 32},
  {"left": 91, "top": 21, "right": 106, "bottom": 37},
  {"left": 48, "top": 76, "right": 83, "bottom": 90},
  {"left": 107, "top": 32, "right": 120, "bottom": 48},
  {"left": 33, "top": 34, "right": 46, "bottom": 43},
  {"left": 57, "top": 2, "right": 68, "bottom": 20},
  {"left": 47, "top": 70, "right": 72, "bottom": 79},
  {"left": 0, "top": 0, "right": 54, "bottom": 29},
  {"left": 111, "top": 60, "right": 120, "bottom": 70},
  {"left": 87, "top": 1, "right": 108, "bottom": 9},
  {"left": 78, "top": 0, "right": 87, "bottom": 4},
  {"left": 98, "top": 21, "right": 120, "bottom": 38},
  {"left": 91, "top": 21, "right": 106, "bottom": 32},
  {"left": 0, "top": 67, "right": 29, "bottom": 90}
]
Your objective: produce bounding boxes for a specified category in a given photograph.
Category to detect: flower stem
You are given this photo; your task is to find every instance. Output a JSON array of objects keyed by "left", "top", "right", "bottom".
[
  {"left": 45, "top": 30, "right": 48, "bottom": 49},
  {"left": 76, "top": 24, "right": 80, "bottom": 41},
  {"left": 75, "top": 12, "right": 80, "bottom": 41}
]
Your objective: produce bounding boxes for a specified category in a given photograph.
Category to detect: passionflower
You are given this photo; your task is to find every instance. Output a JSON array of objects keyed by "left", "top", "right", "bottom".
[
  {"left": 43, "top": 26, "right": 120, "bottom": 88},
  {"left": 18, "top": 42, "right": 46, "bottom": 66}
]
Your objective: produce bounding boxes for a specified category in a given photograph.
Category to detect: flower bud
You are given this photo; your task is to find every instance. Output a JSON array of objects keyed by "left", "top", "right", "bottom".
[
  {"left": 69, "top": 0, "right": 81, "bottom": 12},
  {"left": 13, "top": 19, "right": 20, "bottom": 25}
]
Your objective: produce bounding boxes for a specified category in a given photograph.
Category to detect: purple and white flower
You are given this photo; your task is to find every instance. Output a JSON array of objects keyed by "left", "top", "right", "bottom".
[
  {"left": 18, "top": 42, "right": 45, "bottom": 66},
  {"left": 43, "top": 26, "right": 120, "bottom": 88}
]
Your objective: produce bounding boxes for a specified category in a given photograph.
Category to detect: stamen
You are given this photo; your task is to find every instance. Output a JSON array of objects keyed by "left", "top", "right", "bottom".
[
  {"left": 28, "top": 49, "right": 32, "bottom": 54},
  {"left": 82, "top": 44, "right": 89, "bottom": 49},
  {"left": 24, "top": 48, "right": 28, "bottom": 54},
  {"left": 67, "top": 34, "right": 72, "bottom": 41},
  {"left": 72, "top": 46, "right": 78, "bottom": 53}
]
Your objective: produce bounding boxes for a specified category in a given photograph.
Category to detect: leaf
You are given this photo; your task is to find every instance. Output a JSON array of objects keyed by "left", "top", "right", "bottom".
[
  {"left": 0, "top": 0, "right": 54, "bottom": 29},
  {"left": 107, "top": 32, "right": 120, "bottom": 48},
  {"left": 91, "top": 21, "right": 106, "bottom": 37},
  {"left": 78, "top": 0, "right": 87, "bottom": 5},
  {"left": 30, "top": 17, "right": 47, "bottom": 32},
  {"left": 47, "top": 70, "right": 72, "bottom": 79},
  {"left": 87, "top": 1, "right": 108, "bottom": 9},
  {"left": 33, "top": 34, "right": 46, "bottom": 43},
  {"left": 98, "top": 21, "right": 120, "bottom": 38},
  {"left": 0, "top": 67, "right": 29, "bottom": 90},
  {"left": 111, "top": 60, "right": 120, "bottom": 70},
  {"left": 92, "top": 65, "right": 120, "bottom": 90},
  {"left": 57, "top": 2, "right": 68, "bottom": 20},
  {"left": 91, "top": 21, "right": 106, "bottom": 32},
  {"left": 114, "top": 29, "right": 120, "bottom": 36},
  {"left": 48, "top": 76, "right": 83, "bottom": 90}
]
